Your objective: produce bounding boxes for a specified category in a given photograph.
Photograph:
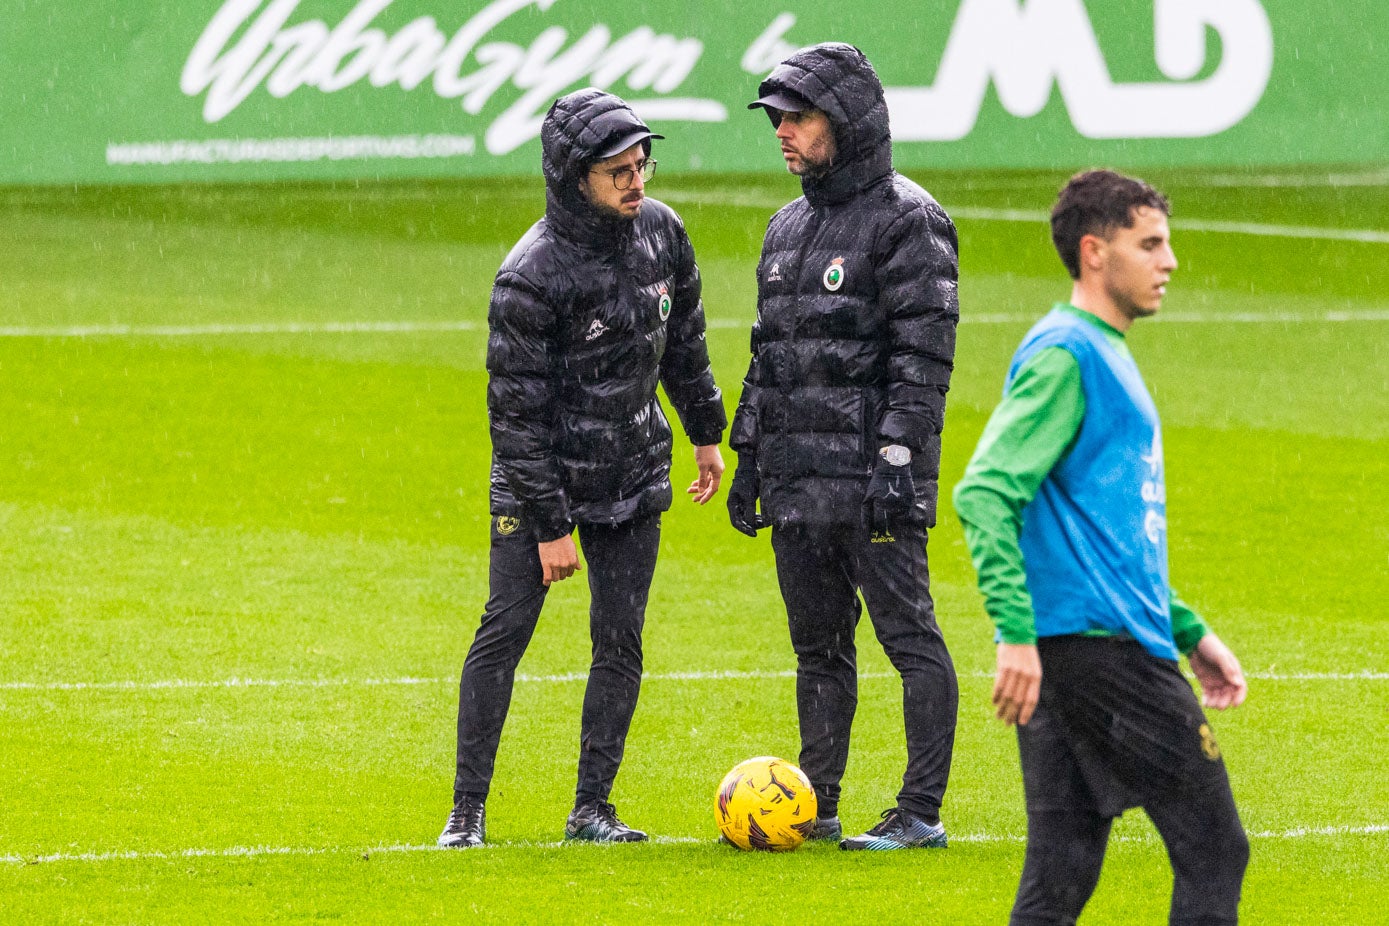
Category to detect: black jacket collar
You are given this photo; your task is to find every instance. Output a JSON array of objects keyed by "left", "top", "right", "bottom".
[
  {"left": 802, "top": 143, "right": 893, "bottom": 207},
  {"left": 545, "top": 185, "right": 635, "bottom": 250}
]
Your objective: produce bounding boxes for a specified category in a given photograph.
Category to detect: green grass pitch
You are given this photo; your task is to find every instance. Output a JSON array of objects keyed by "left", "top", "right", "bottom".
[{"left": 1, "top": 166, "right": 1386, "bottom": 923}]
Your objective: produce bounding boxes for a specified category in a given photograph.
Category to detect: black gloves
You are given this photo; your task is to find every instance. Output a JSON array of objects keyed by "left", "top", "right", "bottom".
[
  {"left": 727, "top": 460, "right": 768, "bottom": 537},
  {"left": 862, "top": 458, "right": 916, "bottom": 534}
]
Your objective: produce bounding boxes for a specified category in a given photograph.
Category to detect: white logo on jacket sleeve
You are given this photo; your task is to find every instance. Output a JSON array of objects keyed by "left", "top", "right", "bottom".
[
  {"left": 766, "top": 262, "right": 782, "bottom": 282},
  {"left": 585, "top": 318, "right": 609, "bottom": 341}
]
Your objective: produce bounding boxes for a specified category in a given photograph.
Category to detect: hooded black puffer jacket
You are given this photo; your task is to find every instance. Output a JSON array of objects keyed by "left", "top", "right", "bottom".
[
  {"left": 487, "top": 89, "right": 725, "bottom": 541},
  {"left": 730, "top": 44, "right": 959, "bottom": 527}
]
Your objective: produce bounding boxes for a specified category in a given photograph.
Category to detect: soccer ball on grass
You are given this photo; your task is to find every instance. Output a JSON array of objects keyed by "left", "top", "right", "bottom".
[{"left": 714, "top": 756, "right": 818, "bottom": 851}]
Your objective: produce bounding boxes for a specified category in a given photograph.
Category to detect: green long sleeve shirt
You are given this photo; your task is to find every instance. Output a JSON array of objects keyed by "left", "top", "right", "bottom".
[{"left": 952, "top": 304, "right": 1209, "bottom": 654}]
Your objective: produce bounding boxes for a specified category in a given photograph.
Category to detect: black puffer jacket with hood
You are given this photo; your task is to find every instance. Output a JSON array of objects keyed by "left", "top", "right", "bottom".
[
  {"left": 730, "top": 44, "right": 959, "bottom": 527},
  {"left": 487, "top": 89, "right": 726, "bottom": 542}
]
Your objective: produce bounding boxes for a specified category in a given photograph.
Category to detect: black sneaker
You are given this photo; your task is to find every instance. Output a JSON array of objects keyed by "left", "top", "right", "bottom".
[
  {"left": 806, "top": 816, "right": 843, "bottom": 842},
  {"left": 437, "top": 796, "right": 486, "bottom": 848},
  {"left": 839, "top": 808, "right": 947, "bottom": 851},
  {"left": 564, "top": 801, "right": 648, "bottom": 843}
]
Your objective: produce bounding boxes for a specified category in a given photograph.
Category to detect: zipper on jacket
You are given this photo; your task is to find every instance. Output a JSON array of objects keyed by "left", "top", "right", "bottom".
[
  {"left": 779, "top": 206, "right": 822, "bottom": 478},
  {"left": 788, "top": 207, "right": 823, "bottom": 343},
  {"left": 862, "top": 386, "right": 875, "bottom": 474}
]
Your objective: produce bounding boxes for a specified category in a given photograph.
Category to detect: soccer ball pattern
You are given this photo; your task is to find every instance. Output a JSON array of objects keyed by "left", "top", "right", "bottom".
[{"left": 715, "top": 756, "right": 818, "bottom": 851}]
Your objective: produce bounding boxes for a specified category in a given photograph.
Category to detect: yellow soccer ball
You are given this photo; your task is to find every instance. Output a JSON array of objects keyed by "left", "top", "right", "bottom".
[{"left": 714, "top": 756, "right": 818, "bottom": 851}]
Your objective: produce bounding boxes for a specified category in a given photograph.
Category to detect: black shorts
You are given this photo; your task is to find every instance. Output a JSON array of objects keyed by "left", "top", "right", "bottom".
[{"left": 1022, "top": 634, "right": 1230, "bottom": 818}]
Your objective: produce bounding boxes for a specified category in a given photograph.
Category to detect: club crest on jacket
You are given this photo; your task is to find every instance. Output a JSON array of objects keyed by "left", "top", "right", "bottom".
[
  {"left": 657, "top": 284, "right": 672, "bottom": 320},
  {"left": 823, "top": 257, "right": 846, "bottom": 291}
]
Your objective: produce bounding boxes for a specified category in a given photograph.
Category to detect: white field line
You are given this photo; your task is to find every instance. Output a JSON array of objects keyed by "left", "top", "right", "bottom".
[
  {"left": 1176, "top": 217, "right": 1389, "bottom": 244},
  {"left": 0, "top": 669, "right": 808, "bottom": 692},
  {"left": 0, "top": 320, "right": 480, "bottom": 338},
  {"left": 717, "top": 312, "right": 1389, "bottom": 326},
  {"left": 946, "top": 205, "right": 1389, "bottom": 244},
  {"left": 0, "top": 836, "right": 700, "bottom": 866},
  {"left": 903, "top": 168, "right": 1389, "bottom": 191},
  {"left": 2, "top": 309, "right": 1387, "bottom": 340},
  {"left": 1152, "top": 169, "right": 1389, "bottom": 189},
  {"left": 655, "top": 191, "right": 1389, "bottom": 244},
  {"left": 2, "top": 169, "right": 1382, "bottom": 214},
  {"left": 30, "top": 188, "right": 1369, "bottom": 245},
  {"left": 2, "top": 667, "right": 1384, "bottom": 694},
  {"left": 1129, "top": 310, "right": 1389, "bottom": 323},
  {"left": 4, "top": 824, "right": 1386, "bottom": 866}
]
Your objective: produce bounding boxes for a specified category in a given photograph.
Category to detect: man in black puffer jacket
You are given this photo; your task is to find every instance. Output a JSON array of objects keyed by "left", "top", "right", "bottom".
[
  {"left": 727, "top": 43, "right": 960, "bottom": 850},
  {"left": 440, "top": 89, "right": 727, "bottom": 849}
]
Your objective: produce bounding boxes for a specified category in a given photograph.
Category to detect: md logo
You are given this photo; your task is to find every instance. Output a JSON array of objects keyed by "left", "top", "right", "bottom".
[
  {"left": 754, "top": 0, "right": 1274, "bottom": 141},
  {"left": 889, "top": 0, "right": 1274, "bottom": 139}
]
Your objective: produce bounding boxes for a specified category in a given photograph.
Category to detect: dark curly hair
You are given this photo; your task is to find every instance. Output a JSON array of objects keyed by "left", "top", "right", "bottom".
[{"left": 1051, "top": 170, "right": 1170, "bottom": 279}]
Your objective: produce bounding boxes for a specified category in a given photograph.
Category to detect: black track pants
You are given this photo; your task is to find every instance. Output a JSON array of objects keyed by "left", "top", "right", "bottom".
[
  {"left": 770, "top": 522, "right": 958, "bottom": 821},
  {"left": 1010, "top": 636, "right": 1249, "bottom": 925},
  {"left": 452, "top": 514, "right": 660, "bottom": 805}
]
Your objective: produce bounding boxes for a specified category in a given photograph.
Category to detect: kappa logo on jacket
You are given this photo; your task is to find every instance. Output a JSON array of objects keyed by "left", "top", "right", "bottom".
[
  {"left": 585, "top": 318, "right": 609, "bottom": 342},
  {"left": 766, "top": 262, "right": 783, "bottom": 282}
]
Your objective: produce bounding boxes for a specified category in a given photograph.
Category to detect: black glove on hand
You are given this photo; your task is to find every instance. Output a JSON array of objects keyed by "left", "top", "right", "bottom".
[
  {"left": 862, "top": 458, "right": 916, "bottom": 534},
  {"left": 727, "top": 461, "right": 767, "bottom": 537}
]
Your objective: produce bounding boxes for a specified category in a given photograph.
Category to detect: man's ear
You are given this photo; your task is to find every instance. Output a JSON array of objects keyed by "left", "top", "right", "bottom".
[{"left": 1078, "top": 233, "right": 1107, "bottom": 276}]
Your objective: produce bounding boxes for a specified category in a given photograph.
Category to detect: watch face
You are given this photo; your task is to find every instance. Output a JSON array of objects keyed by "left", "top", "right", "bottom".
[{"left": 881, "top": 445, "right": 911, "bottom": 466}]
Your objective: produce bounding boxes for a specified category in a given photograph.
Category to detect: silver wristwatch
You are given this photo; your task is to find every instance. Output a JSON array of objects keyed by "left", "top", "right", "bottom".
[{"left": 879, "top": 444, "right": 912, "bottom": 467}]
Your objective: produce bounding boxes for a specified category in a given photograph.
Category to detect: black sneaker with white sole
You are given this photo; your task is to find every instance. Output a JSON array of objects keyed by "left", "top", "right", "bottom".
[
  {"left": 437, "top": 795, "right": 486, "bottom": 848},
  {"left": 564, "top": 801, "right": 648, "bottom": 843}
]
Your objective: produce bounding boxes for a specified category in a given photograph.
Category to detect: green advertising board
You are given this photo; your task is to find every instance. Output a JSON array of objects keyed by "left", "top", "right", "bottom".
[{"left": 3, "top": 0, "right": 1385, "bottom": 185}]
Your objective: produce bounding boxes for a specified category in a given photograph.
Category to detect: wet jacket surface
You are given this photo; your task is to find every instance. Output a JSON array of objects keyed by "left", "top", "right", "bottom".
[
  {"left": 730, "top": 44, "right": 960, "bottom": 527},
  {"left": 487, "top": 90, "right": 726, "bottom": 541}
]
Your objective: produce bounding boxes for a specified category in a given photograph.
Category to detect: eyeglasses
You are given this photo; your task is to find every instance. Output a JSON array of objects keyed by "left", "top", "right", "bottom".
[{"left": 591, "top": 158, "right": 657, "bottom": 190}]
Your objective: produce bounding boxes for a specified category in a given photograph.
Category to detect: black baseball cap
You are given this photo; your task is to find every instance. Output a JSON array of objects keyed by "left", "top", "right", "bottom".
[
  {"left": 596, "top": 128, "right": 664, "bottom": 159},
  {"left": 747, "top": 89, "right": 812, "bottom": 114},
  {"left": 586, "top": 104, "right": 665, "bottom": 159}
]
